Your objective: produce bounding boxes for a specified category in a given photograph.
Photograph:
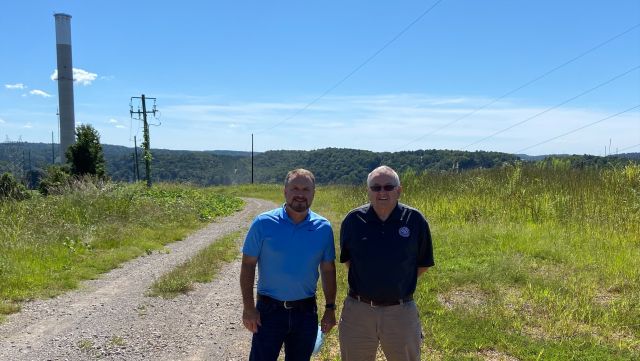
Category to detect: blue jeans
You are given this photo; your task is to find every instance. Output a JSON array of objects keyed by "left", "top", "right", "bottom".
[{"left": 249, "top": 299, "right": 318, "bottom": 361}]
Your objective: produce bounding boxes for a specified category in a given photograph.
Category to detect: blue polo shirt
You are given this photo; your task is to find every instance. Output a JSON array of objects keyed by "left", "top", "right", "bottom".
[{"left": 243, "top": 204, "right": 335, "bottom": 301}]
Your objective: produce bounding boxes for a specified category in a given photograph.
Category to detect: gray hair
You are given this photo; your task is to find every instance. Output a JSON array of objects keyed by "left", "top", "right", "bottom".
[
  {"left": 284, "top": 168, "right": 316, "bottom": 187},
  {"left": 367, "top": 165, "right": 400, "bottom": 187}
]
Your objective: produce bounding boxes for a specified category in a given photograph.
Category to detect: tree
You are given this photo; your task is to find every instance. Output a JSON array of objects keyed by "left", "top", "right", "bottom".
[{"left": 65, "top": 124, "right": 106, "bottom": 178}]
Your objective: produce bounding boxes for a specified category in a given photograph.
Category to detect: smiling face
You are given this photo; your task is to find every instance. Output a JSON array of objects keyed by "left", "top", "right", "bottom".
[
  {"left": 284, "top": 173, "right": 315, "bottom": 215},
  {"left": 367, "top": 169, "right": 402, "bottom": 218}
]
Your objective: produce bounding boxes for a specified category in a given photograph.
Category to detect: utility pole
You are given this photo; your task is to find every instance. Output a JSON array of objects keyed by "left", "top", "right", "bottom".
[
  {"left": 130, "top": 94, "right": 158, "bottom": 187},
  {"left": 51, "top": 131, "right": 55, "bottom": 164},
  {"left": 251, "top": 133, "right": 254, "bottom": 184},
  {"left": 133, "top": 135, "right": 140, "bottom": 182}
]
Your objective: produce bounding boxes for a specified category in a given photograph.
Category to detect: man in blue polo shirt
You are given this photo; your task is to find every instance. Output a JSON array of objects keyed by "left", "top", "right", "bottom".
[
  {"left": 240, "top": 168, "right": 337, "bottom": 361},
  {"left": 339, "top": 165, "right": 434, "bottom": 361}
]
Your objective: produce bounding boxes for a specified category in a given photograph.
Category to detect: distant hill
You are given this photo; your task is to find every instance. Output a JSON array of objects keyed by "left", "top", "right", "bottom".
[{"left": 0, "top": 142, "right": 637, "bottom": 186}]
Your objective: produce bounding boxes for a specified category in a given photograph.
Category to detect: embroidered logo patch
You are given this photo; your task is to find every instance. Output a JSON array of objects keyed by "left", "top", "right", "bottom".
[{"left": 398, "top": 226, "right": 410, "bottom": 237}]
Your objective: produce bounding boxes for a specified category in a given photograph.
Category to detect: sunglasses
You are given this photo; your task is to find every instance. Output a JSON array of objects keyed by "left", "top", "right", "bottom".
[{"left": 369, "top": 184, "right": 397, "bottom": 192}]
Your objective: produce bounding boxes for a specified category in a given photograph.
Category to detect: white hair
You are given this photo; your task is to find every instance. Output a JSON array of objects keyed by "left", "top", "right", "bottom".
[{"left": 367, "top": 165, "right": 400, "bottom": 186}]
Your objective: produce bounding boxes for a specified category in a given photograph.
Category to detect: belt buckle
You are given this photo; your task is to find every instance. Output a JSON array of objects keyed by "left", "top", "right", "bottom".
[{"left": 283, "top": 301, "right": 294, "bottom": 310}]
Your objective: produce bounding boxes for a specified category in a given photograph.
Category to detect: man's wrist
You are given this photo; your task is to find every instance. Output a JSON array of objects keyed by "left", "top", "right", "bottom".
[{"left": 325, "top": 303, "right": 337, "bottom": 310}]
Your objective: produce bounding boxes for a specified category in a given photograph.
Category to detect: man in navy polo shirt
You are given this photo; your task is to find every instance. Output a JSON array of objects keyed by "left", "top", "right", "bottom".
[
  {"left": 240, "top": 168, "right": 337, "bottom": 361},
  {"left": 339, "top": 165, "right": 434, "bottom": 361}
]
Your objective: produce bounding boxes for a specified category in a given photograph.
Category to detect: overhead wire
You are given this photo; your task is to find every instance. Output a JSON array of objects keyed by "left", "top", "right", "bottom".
[
  {"left": 253, "top": 0, "right": 445, "bottom": 135},
  {"left": 393, "top": 22, "right": 640, "bottom": 151},
  {"left": 516, "top": 104, "right": 640, "bottom": 153},
  {"left": 461, "top": 64, "right": 640, "bottom": 150},
  {"left": 619, "top": 142, "right": 640, "bottom": 152}
]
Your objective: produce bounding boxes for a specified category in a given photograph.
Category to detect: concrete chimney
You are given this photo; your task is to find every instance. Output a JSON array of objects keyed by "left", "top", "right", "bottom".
[{"left": 54, "top": 13, "right": 75, "bottom": 163}]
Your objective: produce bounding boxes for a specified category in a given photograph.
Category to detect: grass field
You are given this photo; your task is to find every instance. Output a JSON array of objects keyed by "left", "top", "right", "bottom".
[
  {"left": 1, "top": 163, "right": 638, "bottom": 360},
  {"left": 229, "top": 163, "right": 640, "bottom": 360},
  {"left": 0, "top": 182, "right": 243, "bottom": 320}
]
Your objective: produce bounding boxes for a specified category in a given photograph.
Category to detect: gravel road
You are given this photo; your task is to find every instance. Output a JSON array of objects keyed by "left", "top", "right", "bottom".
[{"left": 0, "top": 197, "right": 276, "bottom": 361}]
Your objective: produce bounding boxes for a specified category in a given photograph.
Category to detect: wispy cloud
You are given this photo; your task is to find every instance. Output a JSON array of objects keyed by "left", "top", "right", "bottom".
[
  {"left": 153, "top": 93, "right": 640, "bottom": 155},
  {"left": 29, "top": 89, "right": 52, "bottom": 97},
  {"left": 0, "top": 118, "right": 5, "bottom": 124},
  {"left": 108, "top": 118, "right": 126, "bottom": 129},
  {"left": 50, "top": 68, "right": 98, "bottom": 85},
  {"left": 23, "top": 122, "right": 33, "bottom": 129},
  {"left": 5, "top": 83, "right": 26, "bottom": 90}
]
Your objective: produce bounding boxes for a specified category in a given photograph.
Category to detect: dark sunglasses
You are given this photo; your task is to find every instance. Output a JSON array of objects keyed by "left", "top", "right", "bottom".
[{"left": 369, "top": 184, "right": 397, "bottom": 192}]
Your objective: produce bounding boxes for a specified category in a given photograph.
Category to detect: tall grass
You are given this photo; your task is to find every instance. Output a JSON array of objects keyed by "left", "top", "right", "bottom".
[
  {"left": 0, "top": 182, "right": 243, "bottom": 319},
  {"left": 301, "top": 163, "right": 639, "bottom": 360}
]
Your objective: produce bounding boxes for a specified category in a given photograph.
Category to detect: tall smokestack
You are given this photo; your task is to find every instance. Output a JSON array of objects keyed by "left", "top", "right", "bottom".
[{"left": 54, "top": 13, "right": 75, "bottom": 163}]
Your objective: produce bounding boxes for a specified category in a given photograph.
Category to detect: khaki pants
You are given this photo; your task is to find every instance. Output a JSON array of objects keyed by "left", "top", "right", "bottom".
[{"left": 338, "top": 296, "right": 422, "bottom": 361}]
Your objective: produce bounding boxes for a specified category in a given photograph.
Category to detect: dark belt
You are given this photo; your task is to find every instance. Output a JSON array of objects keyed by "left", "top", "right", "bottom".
[
  {"left": 257, "top": 294, "right": 316, "bottom": 310},
  {"left": 348, "top": 290, "right": 413, "bottom": 307}
]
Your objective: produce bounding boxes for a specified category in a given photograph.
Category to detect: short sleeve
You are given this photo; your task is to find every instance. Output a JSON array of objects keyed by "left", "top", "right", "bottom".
[
  {"left": 321, "top": 223, "right": 336, "bottom": 262},
  {"left": 242, "top": 216, "right": 263, "bottom": 257},
  {"left": 417, "top": 216, "right": 435, "bottom": 267}
]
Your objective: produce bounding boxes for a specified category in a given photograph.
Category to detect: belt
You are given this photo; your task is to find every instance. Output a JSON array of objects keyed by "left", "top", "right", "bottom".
[
  {"left": 348, "top": 290, "right": 413, "bottom": 307},
  {"left": 257, "top": 294, "right": 316, "bottom": 310}
]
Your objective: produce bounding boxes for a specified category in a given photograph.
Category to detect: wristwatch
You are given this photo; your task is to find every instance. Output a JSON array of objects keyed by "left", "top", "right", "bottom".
[{"left": 325, "top": 303, "right": 337, "bottom": 310}]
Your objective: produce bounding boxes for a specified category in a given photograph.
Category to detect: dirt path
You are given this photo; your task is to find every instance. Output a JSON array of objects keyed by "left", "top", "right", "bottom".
[{"left": 0, "top": 197, "right": 276, "bottom": 361}]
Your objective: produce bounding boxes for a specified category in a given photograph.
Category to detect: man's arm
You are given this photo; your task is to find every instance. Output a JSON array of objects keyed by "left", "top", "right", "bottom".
[
  {"left": 319, "top": 260, "right": 337, "bottom": 333},
  {"left": 418, "top": 266, "right": 429, "bottom": 277},
  {"left": 240, "top": 254, "right": 260, "bottom": 333}
]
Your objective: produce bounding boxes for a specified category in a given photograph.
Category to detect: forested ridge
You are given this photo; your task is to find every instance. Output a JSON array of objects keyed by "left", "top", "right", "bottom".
[{"left": 1, "top": 142, "right": 637, "bottom": 186}]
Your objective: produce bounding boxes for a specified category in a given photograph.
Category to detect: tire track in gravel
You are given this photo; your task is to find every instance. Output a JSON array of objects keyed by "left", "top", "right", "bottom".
[{"left": 0, "top": 197, "right": 276, "bottom": 361}]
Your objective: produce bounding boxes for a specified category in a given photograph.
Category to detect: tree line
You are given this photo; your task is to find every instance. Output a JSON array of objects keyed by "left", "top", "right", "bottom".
[{"left": 1, "top": 137, "right": 638, "bottom": 188}]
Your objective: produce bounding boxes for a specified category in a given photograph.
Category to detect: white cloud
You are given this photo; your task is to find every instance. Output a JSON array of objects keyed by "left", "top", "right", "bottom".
[
  {"left": 108, "top": 118, "right": 119, "bottom": 124},
  {"left": 23, "top": 122, "right": 33, "bottom": 129},
  {"left": 154, "top": 93, "right": 640, "bottom": 155},
  {"left": 29, "top": 89, "right": 52, "bottom": 97},
  {"left": 5, "top": 83, "right": 26, "bottom": 90},
  {"left": 115, "top": 125, "right": 126, "bottom": 129},
  {"left": 0, "top": 118, "right": 5, "bottom": 123},
  {"left": 50, "top": 68, "right": 98, "bottom": 85}
]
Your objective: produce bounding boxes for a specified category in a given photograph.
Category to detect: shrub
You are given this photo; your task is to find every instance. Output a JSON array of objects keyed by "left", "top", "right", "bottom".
[
  {"left": 38, "top": 165, "right": 71, "bottom": 196},
  {"left": 0, "top": 172, "right": 30, "bottom": 200}
]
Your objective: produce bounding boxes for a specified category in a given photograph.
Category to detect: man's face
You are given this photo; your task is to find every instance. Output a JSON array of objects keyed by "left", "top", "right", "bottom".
[
  {"left": 367, "top": 171, "right": 401, "bottom": 211},
  {"left": 284, "top": 175, "right": 315, "bottom": 213}
]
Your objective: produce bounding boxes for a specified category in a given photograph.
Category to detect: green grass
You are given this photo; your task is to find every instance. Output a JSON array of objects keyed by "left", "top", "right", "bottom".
[
  {"left": 148, "top": 230, "right": 244, "bottom": 298},
  {"left": 2, "top": 164, "right": 638, "bottom": 359},
  {"left": 0, "top": 182, "right": 244, "bottom": 319},
  {"left": 227, "top": 164, "right": 640, "bottom": 360}
]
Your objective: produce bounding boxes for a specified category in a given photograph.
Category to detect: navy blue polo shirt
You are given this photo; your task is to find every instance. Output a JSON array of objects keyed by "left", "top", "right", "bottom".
[
  {"left": 243, "top": 204, "right": 335, "bottom": 301},
  {"left": 340, "top": 202, "right": 434, "bottom": 303}
]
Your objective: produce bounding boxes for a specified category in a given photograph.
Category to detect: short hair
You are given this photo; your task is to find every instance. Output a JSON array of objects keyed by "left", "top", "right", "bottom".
[
  {"left": 367, "top": 165, "right": 400, "bottom": 187},
  {"left": 284, "top": 168, "right": 316, "bottom": 187}
]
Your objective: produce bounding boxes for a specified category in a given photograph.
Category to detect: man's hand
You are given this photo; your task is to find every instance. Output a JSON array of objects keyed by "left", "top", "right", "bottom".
[
  {"left": 320, "top": 309, "right": 336, "bottom": 333},
  {"left": 242, "top": 306, "right": 261, "bottom": 333}
]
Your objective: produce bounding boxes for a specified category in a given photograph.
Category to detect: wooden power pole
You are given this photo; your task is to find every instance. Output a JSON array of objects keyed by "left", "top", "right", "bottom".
[{"left": 130, "top": 94, "right": 158, "bottom": 187}]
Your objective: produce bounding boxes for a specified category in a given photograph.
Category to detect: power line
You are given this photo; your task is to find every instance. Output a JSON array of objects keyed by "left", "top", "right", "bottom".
[
  {"left": 394, "top": 22, "right": 640, "bottom": 151},
  {"left": 619, "top": 142, "right": 640, "bottom": 152},
  {"left": 462, "top": 64, "right": 640, "bottom": 150},
  {"left": 516, "top": 104, "right": 640, "bottom": 153},
  {"left": 254, "top": 0, "right": 445, "bottom": 135}
]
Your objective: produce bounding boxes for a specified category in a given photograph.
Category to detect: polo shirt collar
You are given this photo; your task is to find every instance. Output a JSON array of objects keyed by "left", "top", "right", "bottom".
[
  {"left": 365, "top": 202, "right": 403, "bottom": 223},
  {"left": 280, "top": 203, "right": 311, "bottom": 224}
]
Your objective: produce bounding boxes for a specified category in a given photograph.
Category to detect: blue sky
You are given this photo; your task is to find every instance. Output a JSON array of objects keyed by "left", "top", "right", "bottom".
[{"left": 1, "top": 1, "right": 639, "bottom": 155}]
